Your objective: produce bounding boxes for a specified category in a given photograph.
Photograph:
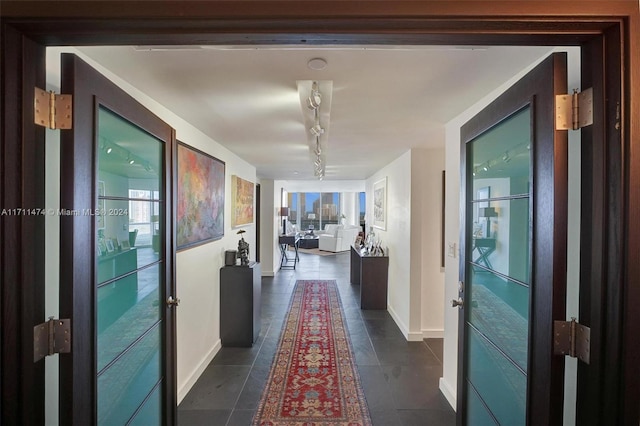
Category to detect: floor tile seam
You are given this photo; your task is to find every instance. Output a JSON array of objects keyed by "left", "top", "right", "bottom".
[
  {"left": 225, "top": 321, "right": 275, "bottom": 426},
  {"left": 337, "top": 277, "right": 384, "bottom": 368},
  {"left": 357, "top": 312, "right": 383, "bottom": 368},
  {"left": 423, "top": 340, "right": 444, "bottom": 365}
]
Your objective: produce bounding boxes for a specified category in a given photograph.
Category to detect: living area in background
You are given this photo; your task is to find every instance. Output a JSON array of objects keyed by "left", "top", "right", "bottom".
[{"left": 280, "top": 190, "right": 365, "bottom": 253}]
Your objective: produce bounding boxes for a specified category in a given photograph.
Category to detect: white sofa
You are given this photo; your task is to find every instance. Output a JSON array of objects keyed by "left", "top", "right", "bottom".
[{"left": 318, "top": 225, "right": 361, "bottom": 252}]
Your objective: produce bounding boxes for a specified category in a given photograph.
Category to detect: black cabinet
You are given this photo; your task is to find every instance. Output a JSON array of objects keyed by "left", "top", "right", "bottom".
[
  {"left": 350, "top": 246, "right": 389, "bottom": 310},
  {"left": 220, "top": 262, "right": 261, "bottom": 347}
]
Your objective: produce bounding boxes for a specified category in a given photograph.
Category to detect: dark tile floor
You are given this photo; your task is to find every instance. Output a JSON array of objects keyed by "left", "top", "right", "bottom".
[{"left": 178, "top": 250, "right": 456, "bottom": 425}]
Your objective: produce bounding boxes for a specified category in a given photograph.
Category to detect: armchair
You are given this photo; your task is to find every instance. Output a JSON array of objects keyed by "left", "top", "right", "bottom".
[{"left": 318, "top": 225, "right": 361, "bottom": 252}]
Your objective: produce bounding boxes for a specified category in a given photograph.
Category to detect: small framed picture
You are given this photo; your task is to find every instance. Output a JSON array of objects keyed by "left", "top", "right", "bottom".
[
  {"left": 106, "top": 239, "right": 115, "bottom": 253},
  {"left": 97, "top": 245, "right": 103, "bottom": 257},
  {"left": 98, "top": 240, "right": 107, "bottom": 256},
  {"left": 120, "top": 239, "right": 130, "bottom": 250}
]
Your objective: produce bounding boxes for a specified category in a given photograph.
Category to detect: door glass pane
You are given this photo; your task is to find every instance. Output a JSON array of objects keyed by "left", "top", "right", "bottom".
[
  {"left": 471, "top": 108, "right": 531, "bottom": 198},
  {"left": 467, "top": 385, "right": 498, "bottom": 426},
  {"left": 467, "top": 326, "right": 526, "bottom": 426},
  {"left": 97, "top": 109, "right": 163, "bottom": 196},
  {"left": 97, "top": 199, "right": 161, "bottom": 283},
  {"left": 468, "top": 269, "right": 528, "bottom": 371},
  {"left": 471, "top": 198, "right": 530, "bottom": 284},
  {"left": 97, "top": 263, "right": 162, "bottom": 371},
  {"left": 465, "top": 105, "right": 531, "bottom": 425},
  {"left": 96, "top": 106, "right": 164, "bottom": 426},
  {"left": 97, "top": 324, "right": 161, "bottom": 425},
  {"left": 129, "top": 385, "right": 161, "bottom": 426}
]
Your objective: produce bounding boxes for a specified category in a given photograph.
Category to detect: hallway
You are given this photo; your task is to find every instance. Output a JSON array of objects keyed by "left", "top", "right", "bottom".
[{"left": 178, "top": 250, "right": 455, "bottom": 425}]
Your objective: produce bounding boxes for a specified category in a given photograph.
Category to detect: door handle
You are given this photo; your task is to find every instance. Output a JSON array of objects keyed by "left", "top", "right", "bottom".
[
  {"left": 167, "top": 296, "right": 180, "bottom": 307},
  {"left": 451, "top": 298, "right": 464, "bottom": 308}
]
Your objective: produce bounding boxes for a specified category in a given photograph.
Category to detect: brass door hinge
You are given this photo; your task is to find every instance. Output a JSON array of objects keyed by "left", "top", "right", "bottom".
[
  {"left": 33, "top": 317, "right": 71, "bottom": 362},
  {"left": 34, "top": 87, "right": 72, "bottom": 130},
  {"left": 554, "top": 318, "right": 590, "bottom": 364},
  {"left": 555, "top": 87, "right": 593, "bottom": 131}
]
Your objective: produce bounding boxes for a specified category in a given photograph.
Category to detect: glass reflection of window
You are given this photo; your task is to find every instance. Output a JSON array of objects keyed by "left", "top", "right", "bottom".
[{"left": 128, "top": 189, "right": 160, "bottom": 247}]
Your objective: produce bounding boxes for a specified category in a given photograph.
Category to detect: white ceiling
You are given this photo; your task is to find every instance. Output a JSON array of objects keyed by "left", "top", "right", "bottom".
[{"left": 76, "top": 45, "right": 553, "bottom": 181}]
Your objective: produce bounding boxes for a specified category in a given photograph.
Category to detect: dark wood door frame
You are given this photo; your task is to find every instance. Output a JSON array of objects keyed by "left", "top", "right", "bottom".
[
  {"left": 1, "top": 2, "right": 638, "bottom": 425},
  {"left": 0, "top": 24, "right": 47, "bottom": 426},
  {"left": 256, "top": 183, "right": 261, "bottom": 263}
]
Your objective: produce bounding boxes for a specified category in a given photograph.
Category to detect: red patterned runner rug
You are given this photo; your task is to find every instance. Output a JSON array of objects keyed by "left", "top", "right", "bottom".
[{"left": 253, "top": 280, "right": 372, "bottom": 426}]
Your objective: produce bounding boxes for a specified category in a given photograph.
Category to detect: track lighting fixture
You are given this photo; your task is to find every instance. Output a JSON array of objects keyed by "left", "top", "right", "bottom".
[
  {"left": 473, "top": 142, "right": 529, "bottom": 176},
  {"left": 303, "top": 81, "right": 328, "bottom": 180},
  {"left": 306, "top": 81, "right": 322, "bottom": 110},
  {"left": 310, "top": 124, "right": 324, "bottom": 137},
  {"left": 101, "top": 137, "right": 156, "bottom": 173}
]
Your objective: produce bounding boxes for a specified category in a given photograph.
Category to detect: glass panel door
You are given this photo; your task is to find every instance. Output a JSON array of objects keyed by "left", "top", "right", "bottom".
[
  {"left": 464, "top": 106, "right": 532, "bottom": 425},
  {"left": 96, "top": 106, "right": 165, "bottom": 425}
]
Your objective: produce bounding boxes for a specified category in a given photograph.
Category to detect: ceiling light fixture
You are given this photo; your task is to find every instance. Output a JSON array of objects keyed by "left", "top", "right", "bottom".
[{"left": 307, "top": 57, "right": 328, "bottom": 70}]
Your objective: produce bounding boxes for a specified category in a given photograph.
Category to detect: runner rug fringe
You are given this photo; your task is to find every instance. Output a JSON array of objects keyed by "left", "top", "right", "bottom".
[{"left": 253, "top": 279, "right": 372, "bottom": 426}]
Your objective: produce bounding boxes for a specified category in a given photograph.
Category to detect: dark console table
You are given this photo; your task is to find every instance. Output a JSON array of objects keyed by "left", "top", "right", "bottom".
[
  {"left": 220, "top": 262, "right": 261, "bottom": 347},
  {"left": 350, "top": 246, "right": 389, "bottom": 310}
]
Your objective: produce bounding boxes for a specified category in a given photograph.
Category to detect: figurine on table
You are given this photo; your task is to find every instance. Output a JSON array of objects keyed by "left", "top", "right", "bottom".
[{"left": 237, "top": 229, "right": 250, "bottom": 266}]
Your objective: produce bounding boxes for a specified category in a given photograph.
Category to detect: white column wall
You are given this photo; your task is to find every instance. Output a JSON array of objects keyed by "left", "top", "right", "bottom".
[
  {"left": 259, "top": 179, "right": 277, "bottom": 276},
  {"left": 366, "top": 151, "right": 413, "bottom": 337},
  {"left": 411, "top": 147, "right": 446, "bottom": 339}
]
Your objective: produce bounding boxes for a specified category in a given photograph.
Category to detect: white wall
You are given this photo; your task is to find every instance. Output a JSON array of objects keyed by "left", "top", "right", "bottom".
[
  {"left": 440, "top": 47, "right": 581, "bottom": 416},
  {"left": 259, "top": 179, "right": 277, "bottom": 276},
  {"left": 366, "top": 152, "right": 413, "bottom": 337},
  {"left": 411, "top": 147, "right": 446, "bottom": 339},
  {"left": 364, "top": 149, "right": 445, "bottom": 342},
  {"left": 45, "top": 48, "right": 258, "bottom": 411}
]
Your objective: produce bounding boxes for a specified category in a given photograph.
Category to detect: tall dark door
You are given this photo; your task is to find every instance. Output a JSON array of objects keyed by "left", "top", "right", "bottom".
[
  {"left": 59, "top": 53, "right": 177, "bottom": 425},
  {"left": 456, "top": 53, "right": 568, "bottom": 425}
]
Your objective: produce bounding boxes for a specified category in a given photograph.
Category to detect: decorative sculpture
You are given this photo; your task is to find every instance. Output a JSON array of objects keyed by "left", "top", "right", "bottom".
[{"left": 237, "top": 229, "right": 250, "bottom": 266}]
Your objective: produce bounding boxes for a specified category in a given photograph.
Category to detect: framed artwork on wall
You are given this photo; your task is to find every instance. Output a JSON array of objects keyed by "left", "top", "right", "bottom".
[
  {"left": 231, "top": 175, "right": 254, "bottom": 227},
  {"left": 176, "top": 141, "right": 225, "bottom": 250},
  {"left": 373, "top": 177, "right": 387, "bottom": 230}
]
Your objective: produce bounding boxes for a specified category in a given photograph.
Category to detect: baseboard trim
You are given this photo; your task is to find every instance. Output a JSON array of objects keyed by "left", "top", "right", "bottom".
[
  {"left": 387, "top": 304, "right": 413, "bottom": 341},
  {"left": 422, "top": 329, "right": 444, "bottom": 339},
  {"left": 177, "top": 339, "right": 221, "bottom": 403},
  {"left": 261, "top": 271, "right": 274, "bottom": 277},
  {"left": 439, "top": 377, "right": 457, "bottom": 411}
]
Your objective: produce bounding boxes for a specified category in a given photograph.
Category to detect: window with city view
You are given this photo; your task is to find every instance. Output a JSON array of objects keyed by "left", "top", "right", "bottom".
[{"left": 287, "top": 192, "right": 365, "bottom": 231}]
